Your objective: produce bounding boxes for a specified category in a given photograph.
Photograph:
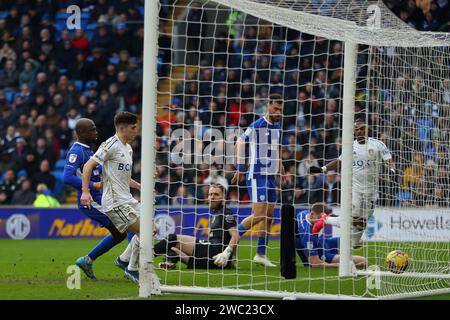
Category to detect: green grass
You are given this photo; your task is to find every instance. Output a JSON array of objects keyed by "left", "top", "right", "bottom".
[{"left": 0, "top": 239, "right": 449, "bottom": 300}]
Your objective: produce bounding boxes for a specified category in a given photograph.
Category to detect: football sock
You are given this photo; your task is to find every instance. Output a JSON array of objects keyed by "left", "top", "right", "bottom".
[
  {"left": 120, "top": 235, "right": 136, "bottom": 262},
  {"left": 256, "top": 236, "right": 269, "bottom": 256},
  {"left": 351, "top": 225, "right": 364, "bottom": 248},
  {"left": 128, "top": 236, "right": 140, "bottom": 272},
  {"left": 87, "top": 234, "right": 120, "bottom": 262}
]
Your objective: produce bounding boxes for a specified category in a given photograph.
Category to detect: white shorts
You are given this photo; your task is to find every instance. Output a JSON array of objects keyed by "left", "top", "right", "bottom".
[
  {"left": 352, "top": 192, "right": 377, "bottom": 220},
  {"left": 106, "top": 202, "right": 141, "bottom": 234}
]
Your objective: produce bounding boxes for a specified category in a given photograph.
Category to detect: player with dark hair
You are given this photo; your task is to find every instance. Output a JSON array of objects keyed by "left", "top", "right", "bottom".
[
  {"left": 81, "top": 112, "right": 158, "bottom": 285},
  {"left": 231, "top": 93, "right": 286, "bottom": 267},
  {"left": 154, "top": 184, "right": 239, "bottom": 269},
  {"left": 63, "top": 118, "right": 128, "bottom": 279},
  {"left": 309, "top": 119, "right": 395, "bottom": 248},
  {"left": 295, "top": 202, "right": 366, "bottom": 268}
]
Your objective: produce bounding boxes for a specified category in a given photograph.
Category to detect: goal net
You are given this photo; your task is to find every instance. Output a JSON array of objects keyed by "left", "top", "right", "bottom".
[{"left": 151, "top": 0, "right": 450, "bottom": 299}]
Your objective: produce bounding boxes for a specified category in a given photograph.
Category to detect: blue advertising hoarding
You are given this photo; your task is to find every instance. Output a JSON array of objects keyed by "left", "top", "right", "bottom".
[{"left": 0, "top": 206, "right": 326, "bottom": 240}]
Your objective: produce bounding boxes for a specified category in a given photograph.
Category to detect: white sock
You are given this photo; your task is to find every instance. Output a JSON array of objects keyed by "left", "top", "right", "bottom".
[
  {"left": 119, "top": 235, "right": 137, "bottom": 262},
  {"left": 325, "top": 216, "right": 341, "bottom": 227},
  {"left": 128, "top": 236, "right": 140, "bottom": 272},
  {"left": 351, "top": 225, "right": 364, "bottom": 248}
]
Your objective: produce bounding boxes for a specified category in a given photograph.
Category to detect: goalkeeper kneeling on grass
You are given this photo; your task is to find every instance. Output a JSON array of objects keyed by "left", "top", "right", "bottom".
[
  {"left": 154, "top": 184, "right": 239, "bottom": 269},
  {"left": 295, "top": 202, "right": 367, "bottom": 269}
]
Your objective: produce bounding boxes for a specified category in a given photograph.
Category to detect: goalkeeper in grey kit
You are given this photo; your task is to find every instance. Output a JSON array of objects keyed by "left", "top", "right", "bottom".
[{"left": 154, "top": 184, "right": 239, "bottom": 269}]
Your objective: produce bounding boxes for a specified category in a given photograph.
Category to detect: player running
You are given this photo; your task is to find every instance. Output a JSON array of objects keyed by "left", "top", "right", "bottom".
[
  {"left": 309, "top": 119, "right": 396, "bottom": 248},
  {"left": 295, "top": 202, "right": 366, "bottom": 268},
  {"left": 63, "top": 118, "right": 128, "bottom": 279},
  {"left": 80, "top": 112, "right": 156, "bottom": 285},
  {"left": 231, "top": 93, "right": 286, "bottom": 267},
  {"left": 154, "top": 184, "right": 239, "bottom": 269}
]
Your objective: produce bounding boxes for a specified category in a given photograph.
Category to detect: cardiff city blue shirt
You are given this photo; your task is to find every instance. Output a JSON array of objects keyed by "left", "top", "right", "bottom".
[
  {"left": 240, "top": 116, "right": 281, "bottom": 178},
  {"left": 63, "top": 142, "right": 102, "bottom": 208}
]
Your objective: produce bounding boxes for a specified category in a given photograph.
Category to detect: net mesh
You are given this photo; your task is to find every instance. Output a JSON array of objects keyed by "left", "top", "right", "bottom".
[{"left": 153, "top": 0, "right": 450, "bottom": 299}]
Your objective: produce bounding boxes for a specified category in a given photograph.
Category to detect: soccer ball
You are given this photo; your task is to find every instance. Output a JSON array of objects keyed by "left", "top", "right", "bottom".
[{"left": 386, "top": 250, "right": 410, "bottom": 274}]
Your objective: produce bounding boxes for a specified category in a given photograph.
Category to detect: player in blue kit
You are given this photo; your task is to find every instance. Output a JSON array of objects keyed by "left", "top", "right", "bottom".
[
  {"left": 231, "top": 93, "right": 286, "bottom": 267},
  {"left": 295, "top": 202, "right": 366, "bottom": 268},
  {"left": 63, "top": 118, "right": 128, "bottom": 279}
]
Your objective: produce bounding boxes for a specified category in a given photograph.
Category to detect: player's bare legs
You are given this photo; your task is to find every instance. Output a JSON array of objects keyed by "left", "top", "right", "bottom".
[
  {"left": 239, "top": 202, "right": 267, "bottom": 230},
  {"left": 331, "top": 254, "right": 367, "bottom": 269}
]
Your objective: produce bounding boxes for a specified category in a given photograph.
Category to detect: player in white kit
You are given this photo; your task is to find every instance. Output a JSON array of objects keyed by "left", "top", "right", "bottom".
[
  {"left": 309, "top": 119, "right": 396, "bottom": 248},
  {"left": 81, "top": 112, "right": 151, "bottom": 284}
]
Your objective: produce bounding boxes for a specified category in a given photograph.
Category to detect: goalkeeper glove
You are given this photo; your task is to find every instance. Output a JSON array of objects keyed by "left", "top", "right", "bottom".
[
  {"left": 309, "top": 166, "right": 327, "bottom": 174},
  {"left": 312, "top": 213, "right": 329, "bottom": 234},
  {"left": 212, "top": 246, "right": 233, "bottom": 267}
]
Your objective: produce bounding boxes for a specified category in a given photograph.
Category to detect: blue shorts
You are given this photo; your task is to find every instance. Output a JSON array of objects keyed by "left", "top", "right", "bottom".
[
  {"left": 295, "top": 237, "right": 340, "bottom": 266},
  {"left": 246, "top": 175, "right": 277, "bottom": 203},
  {"left": 322, "top": 237, "right": 339, "bottom": 263}
]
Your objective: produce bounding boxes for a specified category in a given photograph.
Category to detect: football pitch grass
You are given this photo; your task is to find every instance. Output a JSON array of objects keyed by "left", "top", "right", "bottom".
[{"left": 0, "top": 239, "right": 449, "bottom": 300}]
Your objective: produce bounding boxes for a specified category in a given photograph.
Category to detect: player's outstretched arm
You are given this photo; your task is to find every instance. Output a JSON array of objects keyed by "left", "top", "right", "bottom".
[
  {"left": 80, "top": 158, "right": 98, "bottom": 208},
  {"left": 129, "top": 179, "right": 141, "bottom": 190},
  {"left": 231, "top": 138, "right": 245, "bottom": 184},
  {"left": 213, "top": 227, "right": 239, "bottom": 267},
  {"left": 310, "top": 159, "right": 341, "bottom": 175}
]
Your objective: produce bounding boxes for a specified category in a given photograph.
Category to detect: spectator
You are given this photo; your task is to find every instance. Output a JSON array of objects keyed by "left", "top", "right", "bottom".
[
  {"left": 11, "top": 177, "right": 35, "bottom": 205},
  {"left": 34, "top": 137, "right": 53, "bottom": 166},
  {"left": 0, "top": 169, "right": 19, "bottom": 204},
  {"left": 111, "top": 22, "right": 132, "bottom": 54},
  {"left": 11, "top": 137, "right": 29, "bottom": 169},
  {"left": 0, "top": 59, "right": 19, "bottom": 89},
  {"left": 1, "top": 124, "right": 20, "bottom": 154},
  {"left": 18, "top": 58, "right": 40, "bottom": 91},
  {"left": 32, "top": 159, "right": 55, "bottom": 190},
  {"left": 33, "top": 183, "right": 60, "bottom": 207}
]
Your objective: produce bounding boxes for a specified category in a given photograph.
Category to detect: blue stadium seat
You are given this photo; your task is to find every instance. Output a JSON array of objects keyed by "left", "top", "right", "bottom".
[
  {"left": 51, "top": 170, "right": 66, "bottom": 198},
  {"left": 54, "top": 159, "right": 66, "bottom": 170},
  {"left": 109, "top": 57, "right": 120, "bottom": 65},
  {"left": 55, "top": 12, "right": 70, "bottom": 21},
  {"left": 138, "top": 6, "right": 144, "bottom": 17},
  {"left": 74, "top": 80, "right": 84, "bottom": 92},
  {"left": 80, "top": 12, "right": 91, "bottom": 20},
  {"left": 85, "top": 80, "right": 98, "bottom": 89},
  {"left": 0, "top": 11, "right": 8, "bottom": 19},
  {"left": 3, "top": 88, "right": 15, "bottom": 104}
]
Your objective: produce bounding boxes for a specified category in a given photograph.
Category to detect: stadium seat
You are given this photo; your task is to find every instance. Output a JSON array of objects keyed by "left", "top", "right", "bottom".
[
  {"left": 109, "top": 57, "right": 120, "bottom": 65},
  {"left": 85, "top": 80, "right": 98, "bottom": 89},
  {"left": 0, "top": 11, "right": 8, "bottom": 19},
  {"left": 138, "top": 6, "right": 144, "bottom": 17},
  {"left": 74, "top": 80, "right": 84, "bottom": 92},
  {"left": 54, "top": 159, "right": 66, "bottom": 170},
  {"left": 51, "top": 170, "right": 66, "bottom": 198},
  {"left": 3, "top": 89, "right": 15, "bottom": 104}
]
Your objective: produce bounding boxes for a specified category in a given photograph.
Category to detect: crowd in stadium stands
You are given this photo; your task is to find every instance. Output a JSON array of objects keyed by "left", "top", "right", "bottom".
[
  {"left": 154, "top": 0, "right": 450, "bottom": 207},
  {"left": 0, "top": 0, "right": 449, "bottom": 208},
  {"left": 0, "top": 0, "right": 149, "bottom": 204}
]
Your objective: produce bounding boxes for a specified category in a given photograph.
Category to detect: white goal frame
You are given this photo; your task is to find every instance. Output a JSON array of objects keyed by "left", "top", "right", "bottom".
[{"left": 139, "top": 0, "right": 450, "bottom": 299}]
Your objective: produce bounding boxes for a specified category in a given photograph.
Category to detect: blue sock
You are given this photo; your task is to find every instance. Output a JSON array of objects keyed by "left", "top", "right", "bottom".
[
  {"left": 87, "top": 234, "right": 120, "bottom": 261},
  {"left": 238, "top": 223, "right": 247, "bottom": 236},
  {"left": 257, "top": 236, "right": 269, "bottom": 256},
  {"left": 127, "top": 232, "right": 134, "bottom": 242}
]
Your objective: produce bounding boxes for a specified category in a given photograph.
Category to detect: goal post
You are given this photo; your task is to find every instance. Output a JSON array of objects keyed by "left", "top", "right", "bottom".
[
  {"left": 141, "top": 0, "right": 450, "bottom": 299},
  {"left": 139, "top": 0, "right": 161, "bottom": 297}
]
